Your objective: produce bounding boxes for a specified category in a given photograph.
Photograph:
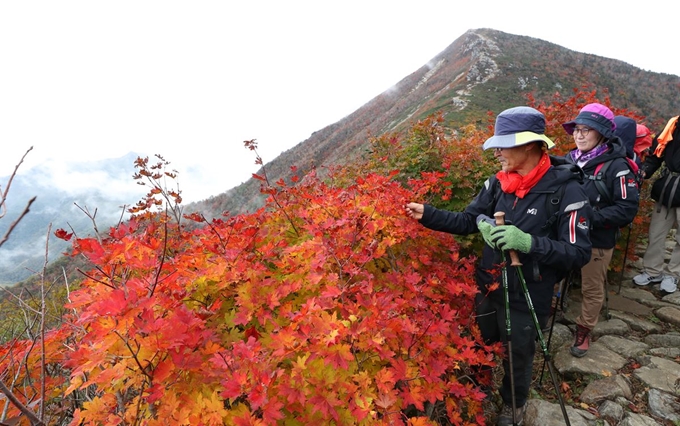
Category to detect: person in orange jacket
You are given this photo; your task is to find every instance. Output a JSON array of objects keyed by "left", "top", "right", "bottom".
[{"left": 633, "top": 116, "right": 680, "bottom": 294}]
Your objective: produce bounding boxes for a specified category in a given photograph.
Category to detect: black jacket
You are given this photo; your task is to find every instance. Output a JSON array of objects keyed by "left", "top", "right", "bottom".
[
  {"left": 643, "top": 122, "right": 680, "bottom": 176},
  {"left": 564, "top": 137, "right": 640, "bottom": 249},
  {"left": 643, "top": 121, "right": 680, "bottom": 207},
  {"left": 419, "top": 159, "right": 592, "bottom": 316}
]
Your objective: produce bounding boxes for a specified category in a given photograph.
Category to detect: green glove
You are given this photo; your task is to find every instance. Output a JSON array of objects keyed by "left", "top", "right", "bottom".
[
  {"left": 490, "top": 225, "right": 532, "bottom": 254},
  {"left": 476, "top": 216, "right": 497, "bottom": 248}
]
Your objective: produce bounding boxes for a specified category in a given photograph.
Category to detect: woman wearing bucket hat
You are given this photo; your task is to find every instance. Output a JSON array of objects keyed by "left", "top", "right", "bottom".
[
  {"left": 406, "top": 106, "right": 592, "bottom": 425},
  {"left": 562, "top": 103, "right": 640, "bottom": 358}
]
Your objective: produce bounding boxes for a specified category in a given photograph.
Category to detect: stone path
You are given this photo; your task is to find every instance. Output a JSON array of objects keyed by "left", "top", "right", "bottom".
[{"left": 519, "top": 255, "right": 680, "bottom": 425}]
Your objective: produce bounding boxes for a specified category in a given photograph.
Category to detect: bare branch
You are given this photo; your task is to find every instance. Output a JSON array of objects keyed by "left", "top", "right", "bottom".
[
  {"left": 112, "top": 331, "right": 153, "bottom": 380},
  {"left": 73, "top": 203, "right": 101, "bottom": 244},
  {"left": 0, "top": 287, "right": 41, "bottom": 316},
  {"left": 0, "top": 147, "right": 33, "bottom": 220},
  {"left": 0, "top": 196, "right": 37, "bottom": 249},
  {"left": 116, "top": 204, "right": 128, "bottom": 228},
  {"left": 62, "top": 267, "right": 76, "bottom": 316},
  {"left": 147, "top": 217, "right": 168, "bottom": 297},
  {"left": 75, "top": 268, "right": 116, "bottom": 289},
  {"left": 38, "top": 224, "right": 51, "bottom": 421},
  {"left": 0, "top": 381, "right": 44, "bottom": 426}
]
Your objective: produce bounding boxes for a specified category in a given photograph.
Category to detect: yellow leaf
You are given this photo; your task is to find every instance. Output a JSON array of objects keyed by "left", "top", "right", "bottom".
[
  {"left": 65, "top": 374, "right": 84, "bottom": 395},
  {"left": 294, "top": 353, "right": 310, "bottom": 371}
]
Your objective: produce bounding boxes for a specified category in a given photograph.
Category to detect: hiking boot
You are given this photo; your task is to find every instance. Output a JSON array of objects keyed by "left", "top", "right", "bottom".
[
  {"left": 570, "top": 324, "right": 590, "bottom": 358},
  {"left": 497, "top": 403, "right": 525, "bottom": 425},
  {"left": 660, "top": 275, "right": 678, "bottom": 293},
  {"left": 633, "top": 271, "right": 662, "bottom": 286}
]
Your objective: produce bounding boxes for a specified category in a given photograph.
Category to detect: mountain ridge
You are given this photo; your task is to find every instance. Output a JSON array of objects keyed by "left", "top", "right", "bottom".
[{"left": 188, "top": 28, "right": 680, "bottom": 220}]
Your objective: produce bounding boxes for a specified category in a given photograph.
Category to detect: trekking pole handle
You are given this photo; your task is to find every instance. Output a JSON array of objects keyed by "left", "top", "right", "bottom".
[{"left": 494, "top": 212, "right": 523, "bottom": 266}]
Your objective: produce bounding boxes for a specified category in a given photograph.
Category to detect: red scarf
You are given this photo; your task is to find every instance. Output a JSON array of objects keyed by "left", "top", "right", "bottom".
[{"left": 496, "top": 152, "right": 551, "bottom": 199}]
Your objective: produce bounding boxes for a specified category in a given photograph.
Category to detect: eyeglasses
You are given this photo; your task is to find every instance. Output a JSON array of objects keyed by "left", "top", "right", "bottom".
[{"left": 573, "top": 127, "right": 592, "bottom": 136}]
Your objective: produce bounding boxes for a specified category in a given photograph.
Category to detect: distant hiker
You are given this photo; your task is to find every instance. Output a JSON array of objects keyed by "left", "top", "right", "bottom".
[
  {"left": 613, "top": 115, "right": 653, "bottom": 175},
  {"left": 614, "top": 115, "right": 640, "bottom": 167},
  {"left": 562, "top": 103, "right": 640, "bottom": 358},
  {"left": 633, "top": 115, "right": 680, "bottom": 294},
  {"left": 635, "top": 123, "right": 654, "bottom": 166},
  {"left": 405, "top": 106, "right": 592, "bottom": 425}
]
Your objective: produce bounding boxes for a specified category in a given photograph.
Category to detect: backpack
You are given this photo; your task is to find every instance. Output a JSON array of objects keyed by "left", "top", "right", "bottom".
[
  {"left": 613, "top": 116, "right": 650, "bottom": 169},
  {"left": 587, "top": 159, "right": 638, "bottom": 206},
  {"left": 587, "top": 115, "right": 644, "bottom": 204}
]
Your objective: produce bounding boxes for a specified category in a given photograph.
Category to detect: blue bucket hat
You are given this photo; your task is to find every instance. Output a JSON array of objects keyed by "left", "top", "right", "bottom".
[{"left": 482, "top": 106, "right": 555, "bottom": 150}]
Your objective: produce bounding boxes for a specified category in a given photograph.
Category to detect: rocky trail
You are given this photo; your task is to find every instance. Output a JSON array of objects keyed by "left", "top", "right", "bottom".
[{"left": 508, "top": 240, "right": 680, "bottom": 425}]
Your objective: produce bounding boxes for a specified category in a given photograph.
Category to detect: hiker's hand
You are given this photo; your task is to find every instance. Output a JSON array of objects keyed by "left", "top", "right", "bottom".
[
  {"left": 491, "top": 225, "right": 532, "bottom": 254},
  {"left": 476, "top": 214, "right": 497, "bottom": 248},
  {"left": 405, "top": 203, "right": 424, "bottom": 220}
]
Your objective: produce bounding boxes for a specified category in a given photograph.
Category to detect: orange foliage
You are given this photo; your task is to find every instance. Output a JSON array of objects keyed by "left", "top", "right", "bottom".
[{"left": 0, "top": 155, "right": 498, "bottom": 425}]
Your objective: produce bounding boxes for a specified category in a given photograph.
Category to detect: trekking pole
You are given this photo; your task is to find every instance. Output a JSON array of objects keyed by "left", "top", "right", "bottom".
[
  {"left": 494, "top": 213, "right": 517, "bottom": 426},
  {"left": 604, "top": 276, "right": 611, "bottom": 320},
  {"left": 494, "top": 212, "right": 572, "bottom": 426},
  {"left": 560, "top": 268, "right": 572, "bottom": 312},
  {"left": 617, "top": 222, "right": 633, "bottom": 294},
  {"left": 539, "top": 270, "right": 572, "bottom": 385}
]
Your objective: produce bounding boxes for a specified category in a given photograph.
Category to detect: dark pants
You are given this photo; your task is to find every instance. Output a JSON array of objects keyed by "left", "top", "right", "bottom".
[{"left": 475, "top": 293, "right": 548, "bottom": 407}]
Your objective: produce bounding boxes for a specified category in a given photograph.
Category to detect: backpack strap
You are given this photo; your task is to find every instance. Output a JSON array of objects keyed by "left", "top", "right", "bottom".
[
  {"left": 486, "top": 178, "right": 502, "bottom": 218},
  {"left": 542, "top": 162, "right": 584, "bottom": 231},
  {"left": 588, "top": 158, "right": 640, "bottom": 206},
  {"left": 587, "top": 160, "right": 613, "bottom": 206},
  {"left": 626, "top": 157, "right": 643, "bottom": 187},
  {"left": 541, "top": 184, "right": 566, "bottom": 231}
]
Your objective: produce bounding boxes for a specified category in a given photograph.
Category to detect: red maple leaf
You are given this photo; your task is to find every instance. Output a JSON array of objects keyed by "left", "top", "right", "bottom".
[{"left": 54, "top": 228, "right": 73, "bottom": 241}]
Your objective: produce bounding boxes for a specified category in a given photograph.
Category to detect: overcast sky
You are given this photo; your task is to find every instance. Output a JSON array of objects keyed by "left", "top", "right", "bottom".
[{"left": 1, "top": 1, "right": 677, "bottom": 203}]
